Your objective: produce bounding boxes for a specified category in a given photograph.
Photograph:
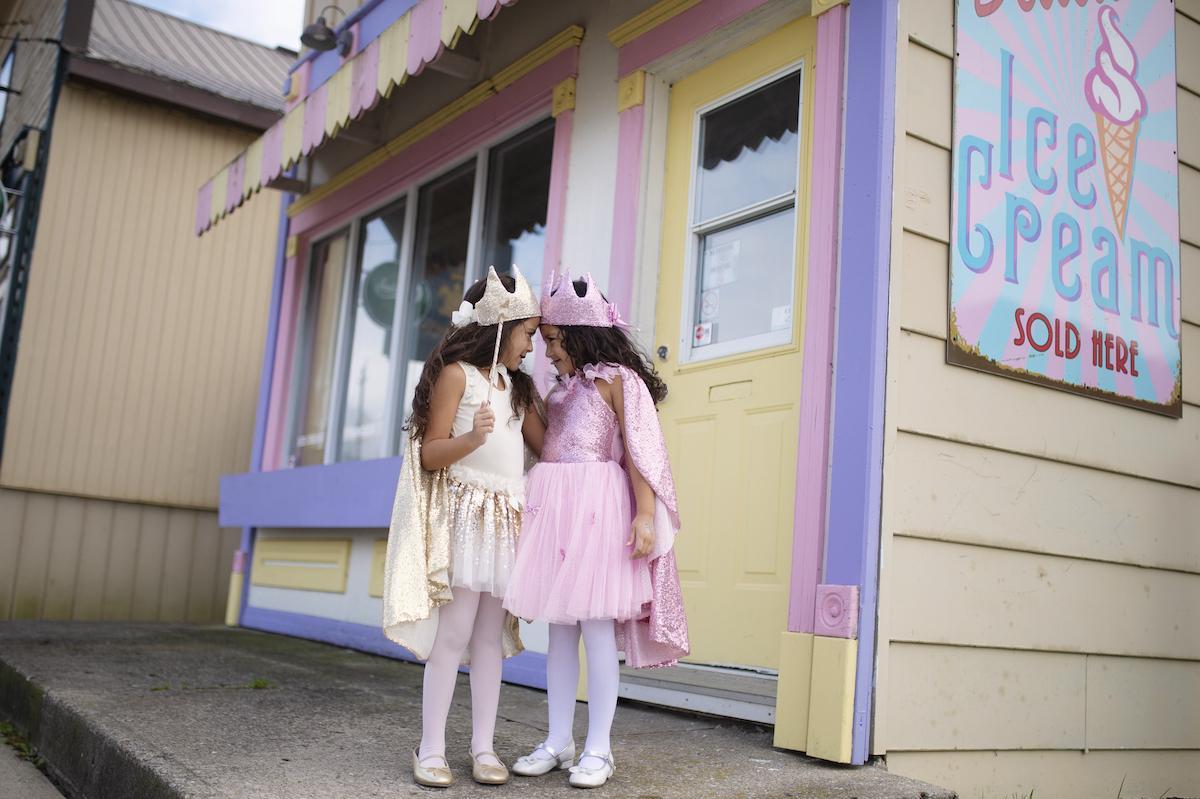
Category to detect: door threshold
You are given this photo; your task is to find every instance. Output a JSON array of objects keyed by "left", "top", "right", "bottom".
[{"left": 618, "top": 662, "right": 778, "bottom": 725}]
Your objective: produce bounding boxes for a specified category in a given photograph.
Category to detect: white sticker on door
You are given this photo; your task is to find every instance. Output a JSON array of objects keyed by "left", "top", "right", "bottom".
[
  {"left": 700, "top": 289, "right": 720, "bottom": 323},
  {"left": 703, "top": 240, "right": 739, "bottom": 288},
  {"left": 770, "top": 304, "right": 792, "bottom": 331}
]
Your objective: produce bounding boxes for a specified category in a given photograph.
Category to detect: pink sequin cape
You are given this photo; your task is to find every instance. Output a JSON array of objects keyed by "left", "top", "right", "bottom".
[{"left": 580, "top": 363, "right": 690, "bottom": 668}]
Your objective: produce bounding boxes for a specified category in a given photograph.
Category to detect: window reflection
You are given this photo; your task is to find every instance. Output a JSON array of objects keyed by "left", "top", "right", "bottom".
[
  {"left": 401, "top": 161, "right": 476, "bottom": 418},
  {"left": 293, "top": 230, "right": 349, "bottom": 466},
  {"left": 339, "top": 199, "right": 406, "bottom": 462},
  {"left": 482, "top": 119, "right": 555, "bottom": 292},
  {"left": 696, "top": 72, "right": 801, "bottom": 224}
]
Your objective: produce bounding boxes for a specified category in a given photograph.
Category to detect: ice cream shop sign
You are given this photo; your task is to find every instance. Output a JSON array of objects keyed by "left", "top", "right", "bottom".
[{"left": 949, "top": 0, "right": 1181, "bottom": 416}]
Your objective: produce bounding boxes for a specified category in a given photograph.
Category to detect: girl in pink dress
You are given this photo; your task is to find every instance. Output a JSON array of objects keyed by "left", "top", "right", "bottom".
[{"left": 503, "top": 272, "right": 689, "bottom": 789}]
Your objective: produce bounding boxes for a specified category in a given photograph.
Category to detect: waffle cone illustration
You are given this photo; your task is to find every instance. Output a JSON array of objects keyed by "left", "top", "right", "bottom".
[
  {"left": 1095, "top": 112, "right": 1139, "bottom": 239},
  {"left": 1085, "top": 7, "right": 1147, "bottom": 241}
]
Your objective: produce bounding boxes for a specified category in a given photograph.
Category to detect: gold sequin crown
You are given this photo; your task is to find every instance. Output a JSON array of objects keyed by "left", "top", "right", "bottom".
[{"left": 473, "top": 265, "right": 541, "bottom": 325}]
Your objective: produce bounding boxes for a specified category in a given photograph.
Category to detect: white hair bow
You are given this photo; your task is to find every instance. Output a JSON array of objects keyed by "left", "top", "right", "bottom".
[{"left": 451, "top": 300, "right": 476, "bottom": 327}]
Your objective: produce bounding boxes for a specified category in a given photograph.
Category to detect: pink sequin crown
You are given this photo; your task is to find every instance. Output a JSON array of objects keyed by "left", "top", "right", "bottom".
[
  {"left": 472, "top": 265, "right": 540, "bottom": 325},
  {"left": 540, "top": 270, "right": 625, "bottom": 328}
]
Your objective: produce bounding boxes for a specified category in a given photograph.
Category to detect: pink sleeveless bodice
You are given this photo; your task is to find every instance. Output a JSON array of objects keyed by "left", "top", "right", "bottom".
[{"left": 541, "top": 375, "right": 623, "bottom": 464}]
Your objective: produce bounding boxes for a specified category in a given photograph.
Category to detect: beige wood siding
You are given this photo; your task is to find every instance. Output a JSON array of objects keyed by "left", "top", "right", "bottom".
[
  {"left": 0, "top": 1, "right": 65, "bottom": 158},
  {"left": 878, "top": 2, "right": 1200, "bottom": 797},
  {"left": 0, "top": 486, "right": 240, "bottom": 622},
  {"left": 0, "top": 81, "right": 280, "bottom": 508}
]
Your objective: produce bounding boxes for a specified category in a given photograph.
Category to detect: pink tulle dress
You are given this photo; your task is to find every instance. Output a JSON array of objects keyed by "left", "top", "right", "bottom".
[{"left": 503, "top": 363, "right": 690, "bottom": 668}]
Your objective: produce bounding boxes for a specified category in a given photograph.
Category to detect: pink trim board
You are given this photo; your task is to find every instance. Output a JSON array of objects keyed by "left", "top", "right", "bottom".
[{"left": 788, "top": 3, "right": 847, "bottom": 634}]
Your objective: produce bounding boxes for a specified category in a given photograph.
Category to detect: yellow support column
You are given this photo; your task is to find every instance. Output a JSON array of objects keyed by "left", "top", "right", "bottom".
[
  {"left": 773, "top": 631, "right": 815, "bottom": 750},
  {"left": 805, "top": 636, "right": 857, "bottom": 762}
]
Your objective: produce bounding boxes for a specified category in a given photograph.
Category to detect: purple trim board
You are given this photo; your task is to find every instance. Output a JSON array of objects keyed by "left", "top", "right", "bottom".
[
  {"left": 238, "top": 192, "right": 295, "bottom": 619},
  {"left": 241, "top": 606, "right": 549, "bottom": 690},
  {"left": 221, "top": 456, "right": 402, "bottom": 529},
  {"left": 825, "top": 0, "right": 897, "bottom": 765}
]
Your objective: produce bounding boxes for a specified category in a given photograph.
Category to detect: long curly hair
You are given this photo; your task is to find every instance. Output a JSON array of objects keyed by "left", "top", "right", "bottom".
[
  {"left": 405, "top": 274, "right": 538, "bottom": 440},
  {"left": 554, "top": 280, "right": 668, "bottom": 405}
]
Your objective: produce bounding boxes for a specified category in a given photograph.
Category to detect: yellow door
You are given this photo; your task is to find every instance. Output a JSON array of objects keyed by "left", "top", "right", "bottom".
[{"left": 656, "top": 18, "right": 816, "bottom": 670}]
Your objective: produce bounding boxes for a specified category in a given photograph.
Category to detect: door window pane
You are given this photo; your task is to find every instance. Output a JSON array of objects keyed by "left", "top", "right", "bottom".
[
  {"left": 693, "top": 208, "right": 795, "bottom": 349},
  {"left": 293, "top": 230, "right": 350, "bottom": 466},
  {"left": 338, "top": 199, "right": 406, "bottom": 462},
  {"left": 481, "top": 120, "right": 555, "bottom": 292},
  {"left": 401, "top": 161, "right": 475, "bottom": 416},
  {"left": 695, "top": 72, "right": 801, "bottom": 224}
]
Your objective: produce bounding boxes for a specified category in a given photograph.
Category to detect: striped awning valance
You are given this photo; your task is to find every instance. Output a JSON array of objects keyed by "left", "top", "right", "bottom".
[{"left": 195, "top": 0, "right": 518, "bottom": 235}]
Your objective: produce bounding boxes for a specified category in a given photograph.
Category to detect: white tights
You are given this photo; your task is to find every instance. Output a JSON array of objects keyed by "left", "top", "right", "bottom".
[
  {"left": 545, "top": 619, "right": 619, "bottom": 768},
  {"left": 417, "top": 587, "right": 506, "bottom": 766}
]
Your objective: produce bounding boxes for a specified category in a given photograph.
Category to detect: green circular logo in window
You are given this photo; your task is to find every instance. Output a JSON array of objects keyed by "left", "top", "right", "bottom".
[{"left": 363, "top": 261, "right": 398, "bottom": 328}]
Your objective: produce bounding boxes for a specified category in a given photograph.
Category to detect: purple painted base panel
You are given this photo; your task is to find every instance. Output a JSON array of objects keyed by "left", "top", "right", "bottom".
[{"left": 240, "top": 606, "right": 549, "bottom": 690}]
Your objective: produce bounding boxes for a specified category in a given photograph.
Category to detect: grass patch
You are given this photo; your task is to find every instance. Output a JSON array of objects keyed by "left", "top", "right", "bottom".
[
  {"left": 0, "top": 721, "right": 45, "bottom": 769},
  {"left": 247, "top": 678, "right": 273, "bottom": 690}
]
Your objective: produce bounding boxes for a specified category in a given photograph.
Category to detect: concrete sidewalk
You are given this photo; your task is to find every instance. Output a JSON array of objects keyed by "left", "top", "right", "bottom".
[
  {"left": 0, "top": 733, "right": 63, "bottom": 798},
  {"left": 0, "top": 623, "right": 953, "bottom": 799}
]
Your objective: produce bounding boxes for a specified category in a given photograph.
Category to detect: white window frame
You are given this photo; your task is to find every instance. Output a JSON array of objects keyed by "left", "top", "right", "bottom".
[
  {"left": 283, "top": 115, "right": 554, "bottom": 467},
  {"left": 678, "top": 61, "right": 806, "bottom": 365}
]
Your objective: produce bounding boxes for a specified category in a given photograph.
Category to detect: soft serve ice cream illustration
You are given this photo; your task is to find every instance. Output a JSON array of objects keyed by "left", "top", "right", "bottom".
[{"left": 1085, "top": 6, "right": 1147, "bottom": 240}]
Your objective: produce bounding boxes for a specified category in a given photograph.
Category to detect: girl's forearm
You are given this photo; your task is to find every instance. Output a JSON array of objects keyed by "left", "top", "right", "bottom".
[
  {"left": 420, "top": 434, "right": 480, "bottom": 470},
  {"left": 627, "top": 456, "right": 656, "bottom": 517}
]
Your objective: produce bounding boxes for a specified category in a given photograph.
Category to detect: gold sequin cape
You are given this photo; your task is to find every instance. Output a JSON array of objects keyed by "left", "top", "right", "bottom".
[{"left": 382, "top": 435, "right": 522, "bottom": 661}]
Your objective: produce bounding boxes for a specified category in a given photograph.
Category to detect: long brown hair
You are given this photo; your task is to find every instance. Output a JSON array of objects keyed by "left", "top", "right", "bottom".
[
  {"left": 406, "top": 275, "right": 538, "bottom": 440},
  {"left": 555, "top": 280, "right": 668, "bottom": 405}
]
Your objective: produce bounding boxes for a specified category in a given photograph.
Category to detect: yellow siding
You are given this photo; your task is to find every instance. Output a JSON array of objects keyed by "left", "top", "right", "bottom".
[
  {"left": 1, "top": 82, "right": 279, "bottom": 508},
  {"left": 879, "top": 2, "right": 1200, "bottom": 796},
  {"left": 888, "top": 751, "right": 1200, "bottom": 799},
  {"left": 250, "top": 538, "right": 352, "bottom": 593},
  {"left": 0, "top": 487, "right": 240, "bottom": 622},
  {"left": 368, "top": 538, "right": 386, "bottom": 597}
]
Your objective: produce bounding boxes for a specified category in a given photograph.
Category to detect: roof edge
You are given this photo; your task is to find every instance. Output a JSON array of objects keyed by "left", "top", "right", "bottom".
[{"left": 68, "top": 54, "right": 283, "bottom": 130}]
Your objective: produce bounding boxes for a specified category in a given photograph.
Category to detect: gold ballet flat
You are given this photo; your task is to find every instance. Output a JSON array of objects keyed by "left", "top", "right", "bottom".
[
  {"left": 470, "top": 751, "right": 511, "bottom": 785},
  {"left": 412, "top": 748, "right": 453, "bottom": 788}
]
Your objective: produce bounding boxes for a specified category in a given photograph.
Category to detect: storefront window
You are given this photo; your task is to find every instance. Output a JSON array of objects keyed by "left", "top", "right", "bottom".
[
  {"left": 291, "top": 229, "right": 350, "bottom": 467},
  {"left": 689, "top": 70, "right": 801, "bottom": 360},
  {"left": 285, "top": 119, "right": 554, "bottom": 467},
  {"left": 399, "top": 160, "right": 475, "bottom": 422},
  {"left": 481, "top": 118, "right": 554, "bottom": 293},
  {"left": 338, "top": 199, "right": 406, "bottom": 462}
]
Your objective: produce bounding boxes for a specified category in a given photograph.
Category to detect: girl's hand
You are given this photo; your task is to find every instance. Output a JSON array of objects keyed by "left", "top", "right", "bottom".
[
  {"left": 628, "top": 512, "right": 655, "bottom": 558},
  {"left": 470, "top": 403, "right": 495, "bottom": 446}
]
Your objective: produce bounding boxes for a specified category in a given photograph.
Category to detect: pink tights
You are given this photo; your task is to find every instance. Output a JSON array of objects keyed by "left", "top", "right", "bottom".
[
  {"left": 417, "top": 587, "right": 506, "bottom": 766},
  {"left": 545, "top": 619, "right": 619, "bottom": 768}
]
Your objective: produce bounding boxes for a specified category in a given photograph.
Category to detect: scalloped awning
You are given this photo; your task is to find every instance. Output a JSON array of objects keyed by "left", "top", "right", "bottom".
[{"left": 195, "top": 0, "right": 518, "bottom": 235}]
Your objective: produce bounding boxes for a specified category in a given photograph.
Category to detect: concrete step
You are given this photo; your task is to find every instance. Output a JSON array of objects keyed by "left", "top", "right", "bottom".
[
  {"left": 0, "top": 622, "right": 957, "bottom": 799},
  {"left": 619, "top": 662, "right": 778, "bottom": 724}
]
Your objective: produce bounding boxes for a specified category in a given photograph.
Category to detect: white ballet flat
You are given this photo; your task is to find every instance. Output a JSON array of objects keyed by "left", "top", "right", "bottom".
[
  {"left": 511, "top": 740, "right": 575, "bottom": 777},
  {"left": 567, "top": 750, "right": 615, "bottom": 788}
]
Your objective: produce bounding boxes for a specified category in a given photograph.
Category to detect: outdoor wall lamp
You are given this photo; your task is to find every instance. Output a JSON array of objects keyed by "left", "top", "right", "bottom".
[{"left": 301, "top": 6, "right": 353, "bottom": 56}]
